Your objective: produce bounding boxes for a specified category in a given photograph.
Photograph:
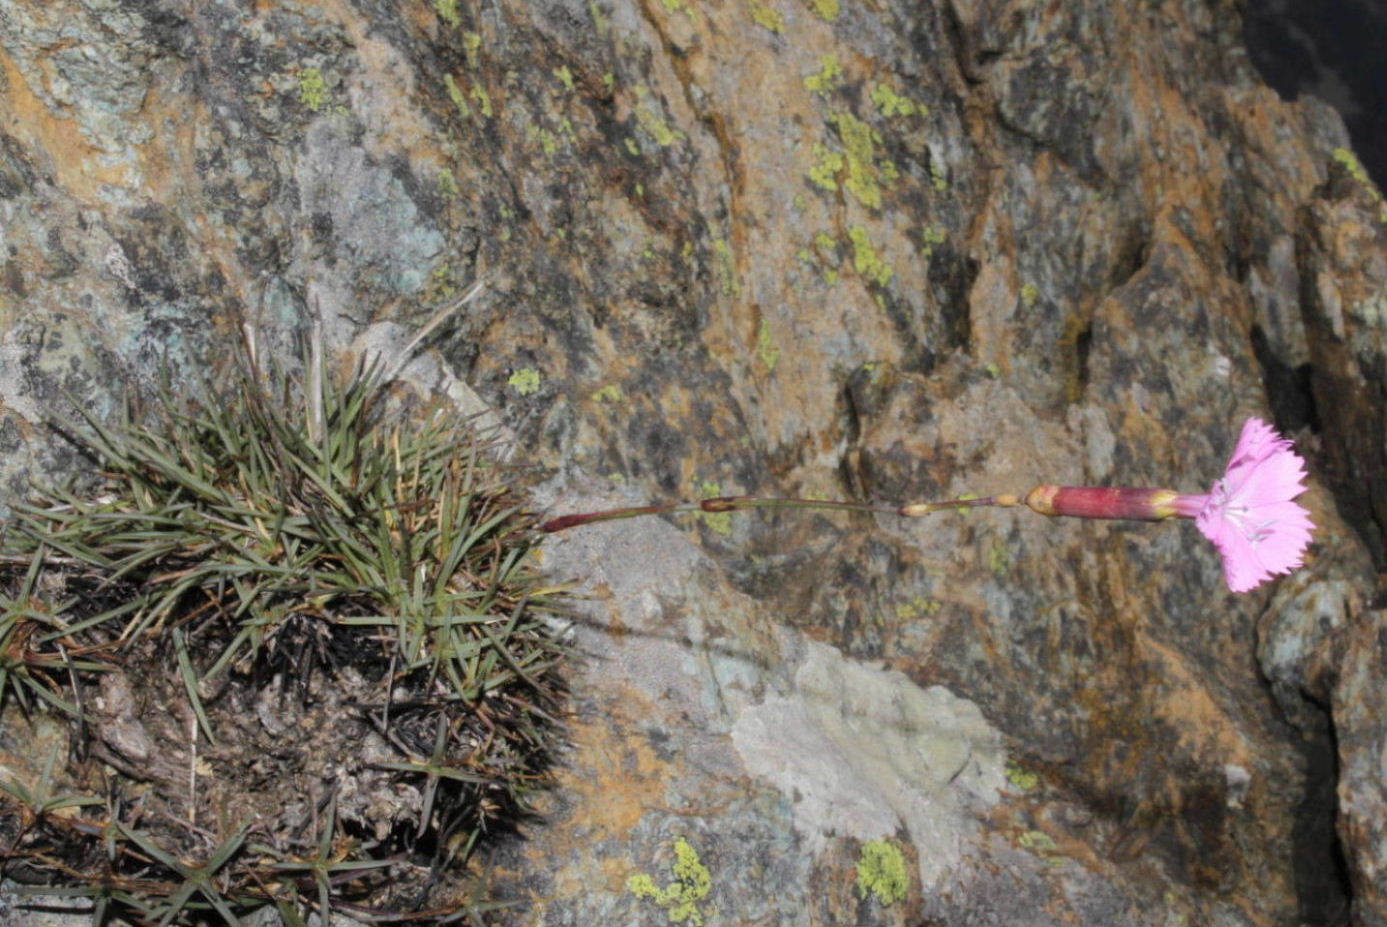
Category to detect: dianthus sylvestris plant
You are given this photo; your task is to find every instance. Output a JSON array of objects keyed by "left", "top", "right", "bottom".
[
  {"left": 0, "top": 338, "right": 568, "bottom": 924},
  {"left": 543, "top": 417, "right": 1316, "bottom": 594}
]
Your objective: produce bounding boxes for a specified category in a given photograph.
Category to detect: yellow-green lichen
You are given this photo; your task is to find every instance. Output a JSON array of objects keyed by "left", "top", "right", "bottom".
[
  {"left": 929, "top": 157, "right": 948, "bottom": 192},
  {"left": 696, "top": 482, "right": 733, "bottom": 536},
  {"left": 832, "top": 112, "right": 892, "bottom": 209},
  {"left": 526, "top": 125, "right": 559, "bottom": 157},
  {"left": 588, "top": 0, "right": 610, "bottom": 33},
  {"left": 804, "top": 55, "right": 843, "bottom": 95},
  {"left": 756, "top": 319, "right": 780, "bottom": 372},
  {"left": 471, "top": 85, "right": 493, "bottom": 118},
  {"left": 591, "top": 384, "right": 624, "bottom": 403},
  {"left": 1018, "top": 830, "right": 1064, "bottom": 866},
  {"left": 661, "top": 0, "right": 695, "bottom": 14},
  {"left": 628, "top": 837, "right": 714, "bottom": 925},
  {"left": 747, "top": 0, "right": 785, "bottom": 32},
  {"left": 463, "top": 32, "right": 482, "bottom": 67},
  {"left": 712, "top": 238, "right": 739, "bottom": 296},
  {"left": 804, "top": 0, "right": 840, "bottom": 20},
  {"left": 1005, "top": 761, "right": 1040, "bottom": 791},
  {"left": 1020, "top": 282, "right": 1039, "bottom": 308},
  {"left": 987, "top": 537, "right": 1010, "bottom": 574},
  {"left": 920, "top": 224, "right": 947, "bottom": 259},
  {"left": 298, "top": 67, "right": 328, "bottom": 113},
  {"left": 869, "top": 82, "right": 926, "bottom": 118},
  {"left": 1333, "top": 147, "right": 1387, "bottom": 223},
  {"left": 984, "top": 362, "right": 1001, "bottom": 379},
  {"left": 508, "top": 368, "right": 541, "bottom": 396},
  {"left": 554, "top": 65, "right": 576, "bottom": 92},
  {"left": 445, "top": 74, "right": 470, "bottom": 118},
  {"left": 895, "top": 596, "right": 941, "bottom": 620},
  {"left": 856, "top": 840, "right": 909, "bottom": 906},
  {"left": 635, "top": 86, "right": 683, "bottom": 146},
  {"left": 430, "top": 264, "right": 457, "bottom": 299},
  {"left": 849, "top": 226, "right": 893, "bottom": 287},
  {"left": 807, "top": 144, "right": 845, "bottom": 192},
  {"left": 1333, "top": 147, "right": 1373, "bottom": 186},
  {"left": 437, "top": 169, "right": 460, "bottom": 198},
  {"left": 804, "top": 231, "right": 840, "bottom": 284},
  {"left": 432, "top": 0, "right": 461, "bottom": 26}
]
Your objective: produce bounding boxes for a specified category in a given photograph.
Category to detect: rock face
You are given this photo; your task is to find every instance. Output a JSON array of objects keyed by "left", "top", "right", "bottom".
[{"left": 0, "top": 0, "right": 1383, "bottom": 924}]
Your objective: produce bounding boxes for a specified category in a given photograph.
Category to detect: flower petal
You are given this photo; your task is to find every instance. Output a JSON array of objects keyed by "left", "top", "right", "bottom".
[{"left": 1198, "top": 418, "right": 1316, "bottom": 593}]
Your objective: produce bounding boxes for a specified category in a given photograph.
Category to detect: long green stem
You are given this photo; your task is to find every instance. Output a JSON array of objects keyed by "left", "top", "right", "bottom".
[{"left": 538, "top": 493, "right": 1021, "bottom": 533}]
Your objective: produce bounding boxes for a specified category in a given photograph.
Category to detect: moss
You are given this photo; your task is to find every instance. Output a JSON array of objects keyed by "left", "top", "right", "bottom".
[
  {"left": 804, "top": 0, "right": 840, "bottom": 20},
  {"left": 628, "top": 837, "right": 714, "bottom": 925},
  {"left": 297, "top": 67, "right": 328, "bottom": 113},
  {"left": 804, "top": 55, "right": 843, "bottom": 95},
  {"left": 849, "top": 226, "right": 893, "bottom": 287},
  {"left": 756, "top": 319, "right": 780, "bottom": 372},
  {"left": 697, "top": 481, "right": 734, "bottom": 536},
  {"left": 508, "top": 368, "right": 542, "bottom": 396},
  {"left": 432, "top": 0, "right": 461, "bottom": 26},
  {"left": 746, "top": 0, "right": 785, "bottom": 32},
  {"left": 554, "top": 65, "right": 576, "bottom": 92},
  {"left": 1020, "top": 282, "right": 1039, "bottom": 308},
  {"left": 855, "top": 840, "right": 909, "bottom": 906}
]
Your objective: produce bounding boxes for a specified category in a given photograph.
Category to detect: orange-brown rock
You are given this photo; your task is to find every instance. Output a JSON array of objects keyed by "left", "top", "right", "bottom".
[{"left": 0, "top": 0, "right": 1382, "bottom": 923}]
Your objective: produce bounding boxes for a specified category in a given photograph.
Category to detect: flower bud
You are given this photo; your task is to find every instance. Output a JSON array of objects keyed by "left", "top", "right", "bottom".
[{"left": 1023, "top": 485, "right": 1199, "bottom": 521}]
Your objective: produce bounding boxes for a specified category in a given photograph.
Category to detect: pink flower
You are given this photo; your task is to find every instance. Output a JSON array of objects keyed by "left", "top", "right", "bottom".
[
  {"left": 1191, "top": 418, "right": 1315, "bottom": 593},
  {"left": 1022, "top": 419, "right": 1315, "bottom": 593}
]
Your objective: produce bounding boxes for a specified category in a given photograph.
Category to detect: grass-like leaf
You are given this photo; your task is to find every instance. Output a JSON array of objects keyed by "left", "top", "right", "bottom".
[{"left": 0, "top": 329, "right": 567, "bottom": 924}]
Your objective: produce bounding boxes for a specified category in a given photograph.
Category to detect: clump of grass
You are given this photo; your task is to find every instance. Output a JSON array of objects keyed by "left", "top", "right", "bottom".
[{"left": 0, "top": 338, "right": 567, "bottom": 924}]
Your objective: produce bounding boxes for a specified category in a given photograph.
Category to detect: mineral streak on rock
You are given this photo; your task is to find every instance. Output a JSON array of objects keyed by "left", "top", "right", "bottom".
[{"left": 0, "top": 0, "right": 1383, "bottom": 924}]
